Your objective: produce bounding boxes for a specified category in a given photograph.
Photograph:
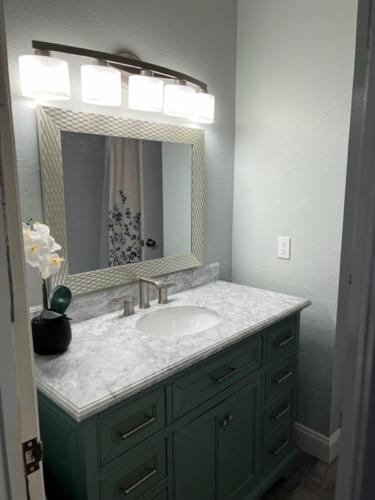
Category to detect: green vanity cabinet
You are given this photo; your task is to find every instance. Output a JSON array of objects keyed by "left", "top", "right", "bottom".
[
  {"left": 174, "top": 378, "right": 261, "bottom": 500},
  {"left": 38, "top": 313, "right": 300, "bottom": 500}
]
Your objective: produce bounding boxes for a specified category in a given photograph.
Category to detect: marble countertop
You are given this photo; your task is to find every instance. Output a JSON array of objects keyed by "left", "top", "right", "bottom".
[{"left": 34, "top": 280, "right": 310, "bottom": 421}]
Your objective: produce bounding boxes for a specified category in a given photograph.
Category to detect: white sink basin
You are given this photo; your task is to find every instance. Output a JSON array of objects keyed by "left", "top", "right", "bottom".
[{"left": 136, "top": 306, "right": 221, "bottom": 336}]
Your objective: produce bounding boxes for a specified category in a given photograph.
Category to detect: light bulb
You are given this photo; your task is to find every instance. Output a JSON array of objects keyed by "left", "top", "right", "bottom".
[
  {"left": 18, "top": 54, "right": 70, "bottom": 100},
  {"left": 128, "top": 73, "right": 164, "bottom": 112},
  {"left": 81, "top": 64, "right": 121, "bottom": 106},
  {"left": 163, "top": 82, "right": 194, "bottom": 118}
]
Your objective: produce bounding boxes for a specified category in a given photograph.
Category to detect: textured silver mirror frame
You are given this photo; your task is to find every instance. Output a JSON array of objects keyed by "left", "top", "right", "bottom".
[{"left": 37, "top": 106, "right": 204, "bottom": 295}]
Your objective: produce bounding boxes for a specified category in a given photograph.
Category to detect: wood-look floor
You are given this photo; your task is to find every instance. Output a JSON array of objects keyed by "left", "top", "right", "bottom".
[{"left": 261, "top": 452, "right": 337, "bottom": 500}]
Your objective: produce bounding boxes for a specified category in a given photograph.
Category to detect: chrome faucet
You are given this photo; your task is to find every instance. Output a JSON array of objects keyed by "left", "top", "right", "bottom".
[{"left": 139, "top": 277, "right": 175, "bottom": 309}]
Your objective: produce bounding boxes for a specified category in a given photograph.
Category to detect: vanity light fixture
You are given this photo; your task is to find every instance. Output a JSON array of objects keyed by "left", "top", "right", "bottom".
[
  {"left": 20, "top": 41, "right": 216, "bottom": 124},
  {"left": 81, "top": 62, "right": 121, "bottom": 106},
  {"left": 18, "top": 53, "right": 70, "bottom": 100},
  {"left": 163, "top": 80, "right": 195, "bottom": 118},
  {"left": 191, "top": 90, "right": 215, "bottom": 124},
  {"left": 128, "top": 70, "right": 164, "bottom": 112}
]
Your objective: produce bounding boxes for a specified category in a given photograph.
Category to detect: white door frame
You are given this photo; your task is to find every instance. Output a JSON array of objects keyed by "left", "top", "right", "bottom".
[
  {"left": 334, "top": 0, "right": 375, "bottom": 498},
  {"left": 0, "top": 0, "right": 45, "bottom": 498}
]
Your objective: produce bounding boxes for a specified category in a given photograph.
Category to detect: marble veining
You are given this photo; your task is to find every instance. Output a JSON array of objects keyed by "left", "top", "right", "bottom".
[{"left": 34, "top": 280, "right": 310, "bottom": 421}]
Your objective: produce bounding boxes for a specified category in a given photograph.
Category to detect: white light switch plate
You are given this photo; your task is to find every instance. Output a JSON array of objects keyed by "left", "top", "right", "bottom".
[{"left": 278, "top": 236, "right": 291, "bottom": 260}]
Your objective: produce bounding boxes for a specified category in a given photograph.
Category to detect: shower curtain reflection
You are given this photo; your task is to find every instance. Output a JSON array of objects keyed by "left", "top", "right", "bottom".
[{"left": 101, "top": 137, "right": 142, "bottom": 267}]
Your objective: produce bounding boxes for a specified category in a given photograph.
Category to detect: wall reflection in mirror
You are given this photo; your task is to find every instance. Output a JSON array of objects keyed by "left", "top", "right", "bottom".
[{"left": 61, "top": 131, "right": 192, "bottom": 275}]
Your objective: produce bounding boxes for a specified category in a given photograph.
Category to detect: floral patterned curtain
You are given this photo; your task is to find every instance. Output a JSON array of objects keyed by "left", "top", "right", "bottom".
[{"left": 104, "top": 137, "right": 142, "bottom": 266}]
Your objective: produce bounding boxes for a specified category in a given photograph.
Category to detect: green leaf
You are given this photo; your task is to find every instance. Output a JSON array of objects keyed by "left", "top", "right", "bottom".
[
  {"left": 40, "top": 309, "right": 64, "bottom": 320},
  {"left": 50, "top": 285, "right": 72, "bottom": 315}
]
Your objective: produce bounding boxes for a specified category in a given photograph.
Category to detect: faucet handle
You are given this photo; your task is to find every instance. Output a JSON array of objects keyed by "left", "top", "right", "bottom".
[
  {"left": 158, "top": 283, "right": 176, "bottom": 305},
  {"left": 123, "top": 295, "right": 135, "bottom": 316}
]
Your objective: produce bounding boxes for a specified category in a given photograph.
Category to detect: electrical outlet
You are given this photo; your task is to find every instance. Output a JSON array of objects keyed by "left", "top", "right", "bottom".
[{"left": 278, "top": 236, "right": 291, "bottom": 260}]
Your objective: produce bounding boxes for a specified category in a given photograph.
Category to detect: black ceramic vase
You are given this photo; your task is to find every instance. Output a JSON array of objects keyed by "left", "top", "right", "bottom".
[{"left": 31, "top": 315, "right": 72, "bottom": 355}]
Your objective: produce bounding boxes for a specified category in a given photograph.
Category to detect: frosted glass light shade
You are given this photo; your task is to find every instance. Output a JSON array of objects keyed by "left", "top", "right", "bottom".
[
  {"left": 163, "top": 83, "right": 194, "bottom": 118},
  {"left": 191, "top": 92, "right": 215, "bottom": 124},
  {"left": 81, "top": 65, "right": 121, "bottom": 106},
  {"left": 18, "top": 55, "right": 70, "bottom": 100},
  {"left": 128, "top": 74, "right": 164, "bottom": 112}
]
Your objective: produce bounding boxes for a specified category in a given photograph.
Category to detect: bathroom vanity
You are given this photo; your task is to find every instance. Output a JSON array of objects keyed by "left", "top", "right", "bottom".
[
  {"left": 34, "top": 107, "right": 310, "bottom": 499},
  {"left": 35, "top": 280, "right": 310, "bottom": 500}
]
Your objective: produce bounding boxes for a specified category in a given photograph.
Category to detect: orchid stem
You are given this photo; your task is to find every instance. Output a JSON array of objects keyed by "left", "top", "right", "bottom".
[{"left": 42, "top": 279, "right": 49, "bottom": 310}]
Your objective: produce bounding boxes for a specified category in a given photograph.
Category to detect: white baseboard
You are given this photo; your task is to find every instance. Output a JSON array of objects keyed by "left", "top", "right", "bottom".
[{"left": 295, "top": 423, "right": 340, "bottom": 463}]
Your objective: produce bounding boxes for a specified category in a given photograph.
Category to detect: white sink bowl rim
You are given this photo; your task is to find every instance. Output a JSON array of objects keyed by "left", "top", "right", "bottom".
[{"left": 136, "top": 305, "right": 221, "bottom": 336}]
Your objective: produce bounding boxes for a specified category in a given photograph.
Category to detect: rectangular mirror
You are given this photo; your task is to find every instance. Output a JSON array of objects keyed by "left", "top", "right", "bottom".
[
  {"left": 37, "top": 107, "right": 204, "bottom": 294},
  {"left": 62, "top": 132, "right": 192, "bottom": 273}
]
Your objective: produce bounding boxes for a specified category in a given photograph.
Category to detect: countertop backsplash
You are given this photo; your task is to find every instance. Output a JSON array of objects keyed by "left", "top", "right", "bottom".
[{"left": 30, "top": 262, "right": 220, "bottom": 323}]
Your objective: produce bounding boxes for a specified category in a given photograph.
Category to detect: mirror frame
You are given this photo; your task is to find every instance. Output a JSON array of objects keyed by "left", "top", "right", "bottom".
[{"left": 37, "top": 106, "right": 204, "bottom": 295}]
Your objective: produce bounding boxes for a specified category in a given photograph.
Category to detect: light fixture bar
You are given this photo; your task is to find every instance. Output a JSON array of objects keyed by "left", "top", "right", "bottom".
[{"left": 31, "top": 40, "right": 208, "bottom": 92}]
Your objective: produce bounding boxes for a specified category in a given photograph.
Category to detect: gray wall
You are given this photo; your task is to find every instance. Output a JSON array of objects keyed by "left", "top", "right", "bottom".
[
  {"left": 4, "top": 0, "right": 237, "bottom": 306},
  {"left": 162, "top": 143, "right": 192, "bottom": 257},
  {"left": 61, "top": 132, "right": 106, "bottom": 274},
  {"left": 233, "top": 0, "right": 357, "bottom": 436}
]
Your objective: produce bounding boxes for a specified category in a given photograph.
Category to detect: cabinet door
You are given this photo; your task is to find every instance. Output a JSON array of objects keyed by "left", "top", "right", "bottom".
[
  {"left": 174, "top": 405, "right": 222, "bottom": 500},
  {"left": 218, "top": 379, "right": 262, "bottom": 500}
]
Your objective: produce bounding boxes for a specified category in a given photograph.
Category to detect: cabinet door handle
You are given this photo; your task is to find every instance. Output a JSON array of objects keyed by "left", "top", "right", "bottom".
[
  {"left": 272, "top": 405, "right": 291, "bottom": 421},
  {"left": 274, "top": 335, "right": 294, "bottom": 348},
  {"left": 220, "top": 414, "right": 234, "bottom": 427},
  {"left": 211, "top": 367, "right": 239, "bottom": 384},
  {"left": 273, "top": 371, "right": 292, "bottom": 385},
  {"left": 118, "top": 416, "right": 156, "bottom": 440},
  {"left": 120, "top": 468, "right": 157, "bottom": 495},
  {"left": 271, "top": 440, "right": 289, "bottom": 456}
]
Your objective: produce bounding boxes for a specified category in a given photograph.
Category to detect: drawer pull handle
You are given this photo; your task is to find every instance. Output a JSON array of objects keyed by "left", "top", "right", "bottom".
[
  {"left": 272, "top": 405, "right": 291, "bottom": 421},
  {"left": 274, "top": 336, "right": 294, "bottom": 348},
  {"left": 211, "top": 367, "right": 239, "bottom": 384},
  {"left": 271, "top": 439, "right": 289, "bottom": 456},
  {"left": 120, "top": 468, "right": 157, "bottom": 495},
  {"left": 118, "top": 416, "right": 156, "bottom": 440},
  {"left": 273, "top": 371, "right": 293, "bottom": 385}
]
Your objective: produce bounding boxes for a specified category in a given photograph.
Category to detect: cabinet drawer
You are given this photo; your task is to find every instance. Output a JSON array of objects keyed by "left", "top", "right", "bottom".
[
  {"left": 263, "top": 424, "right": 292, "bottom": 473},
  {"left": 266, "top": 317, "right": 296, "bottom": 365},
  {"left": 264, "top": 391, "right": 293, "bottom": 437},
  {"left": 265, "top": 357, "right": 295, "bottom": 403},
  {"left": 99, "top": 440, "right": 167, "bottom": 500},
  {"left": 98, "top": 387, "right": 166, "bottom": 466},
  {"left": 173, "top": 336, "right": 262, "bottom": 419}
]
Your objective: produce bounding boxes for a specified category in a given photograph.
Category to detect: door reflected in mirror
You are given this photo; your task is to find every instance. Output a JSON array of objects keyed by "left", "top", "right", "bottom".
[{"left": 61, "top": 131, "right": 192, "bottom": 275}]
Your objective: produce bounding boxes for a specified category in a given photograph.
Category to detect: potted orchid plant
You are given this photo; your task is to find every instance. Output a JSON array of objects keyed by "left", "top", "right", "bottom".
[{"left": 23, "top": 221, "right": 72, "bottom": 355}]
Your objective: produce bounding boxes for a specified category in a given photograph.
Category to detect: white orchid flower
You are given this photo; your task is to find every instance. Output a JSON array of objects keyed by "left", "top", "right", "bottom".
[
  {"left": 22, "top": 222, "right": 66, "bottom": 310},
  {"left": 39, "top": 254, "right": 64, "bottom": 280},
  {"left": 33, "top": 222, "right": 50, "bottom": 236},
  {"left": 24, "top": 235, "right": 51, "bottom": 267},
  {"left": 22, "top": 222, "right": 63, "bottom": 272},
  {"left": 33, "top": 222, "right": 61, "bottom": 252}
]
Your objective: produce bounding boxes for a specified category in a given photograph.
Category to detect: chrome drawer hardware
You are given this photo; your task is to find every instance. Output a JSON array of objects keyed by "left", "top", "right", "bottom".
[
  {"left": 272, "top": 405, "right": 291, "bottom": 421},
  {"left": 274, "top": 335, "right": 294, "bottom": 348},
  {"left": 120, "top": 468, "right": 157, "bottom": 495},
  {"left": 118, "top": 416, "right": 156, "bottom": 440},
  {"left": 220, "top": 414, "right": 234, "bottom": 428},
  {"left": 273, "top": 371, "right": 293, "bottom": 385},
  {"left": 211, "top": 367, "right": 239, "bottom": 384},
  {"left": 271, "top": 439, "right": 289, "bottom": 456}
]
